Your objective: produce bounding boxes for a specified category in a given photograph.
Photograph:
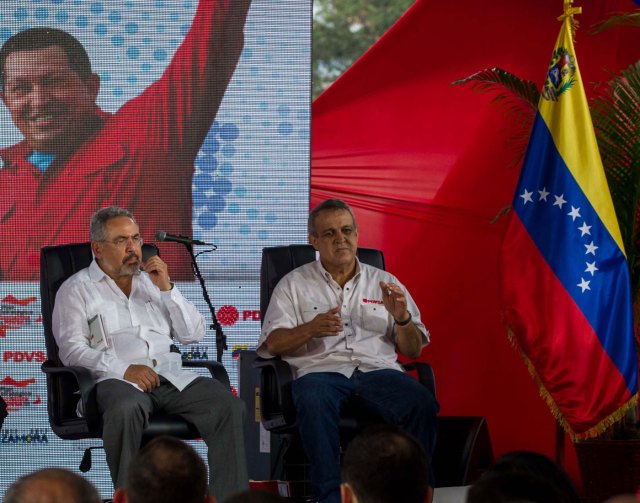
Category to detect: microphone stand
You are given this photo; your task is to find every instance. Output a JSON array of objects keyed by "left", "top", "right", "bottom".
[{"left": 183, "top": 243, "right": 227, "bottom": 362}]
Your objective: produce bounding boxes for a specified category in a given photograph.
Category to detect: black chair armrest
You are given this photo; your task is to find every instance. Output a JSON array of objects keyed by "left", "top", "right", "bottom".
[
  {"left": 253, "top": 356, "right": 297, "bottom": 432},
  {"left": 41, "top": 361, "right": 101, "bottom": 430},
  {"left": 0, "top": 396, "right": 6, "bottom": 431},
  {"left": 401, "top": 361, "right": 436, "bottom": 398},
  {"left": 181, "top": 359, "right": 231, "bottom": 390}
]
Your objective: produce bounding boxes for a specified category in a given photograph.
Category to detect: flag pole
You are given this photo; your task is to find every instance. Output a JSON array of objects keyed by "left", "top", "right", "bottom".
[
  {"left": 559, "top": 0, "right": 582, "bottom": 38},
  {"left": 555, "top": 0, "right": 582, "bottom": 467},
  {"left": 553, "top": 0, "right": 577, "bottom": 468}
]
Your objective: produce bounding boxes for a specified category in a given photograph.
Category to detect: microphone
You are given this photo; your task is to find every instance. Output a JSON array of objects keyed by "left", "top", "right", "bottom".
[{"left": 155, "top": 231, "right": 215, "bottom": 247}]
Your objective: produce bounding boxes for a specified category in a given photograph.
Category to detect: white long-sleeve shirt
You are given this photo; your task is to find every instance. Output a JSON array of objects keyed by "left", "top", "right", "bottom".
[{"left": 52, "top": 259, "right": 206, "bottom": 391}]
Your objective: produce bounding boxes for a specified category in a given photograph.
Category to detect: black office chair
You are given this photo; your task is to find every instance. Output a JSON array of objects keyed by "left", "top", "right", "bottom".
[
  {"left": 253, "top": 245, "right": 436, "bottom": 495},
  {"left": 0, "top": 395, "right": 7, "bottom": 430},
  {"left": 40, "top": 242, "right": 230, "bottom": 472}
]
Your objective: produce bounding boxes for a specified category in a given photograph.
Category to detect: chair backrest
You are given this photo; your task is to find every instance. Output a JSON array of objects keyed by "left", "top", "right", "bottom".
[
  {"left": 40, "top": 242, "right": 159, "bottom": 365},
  {"left": 260, "top": 244, "right": 385, "bottom": 322}
]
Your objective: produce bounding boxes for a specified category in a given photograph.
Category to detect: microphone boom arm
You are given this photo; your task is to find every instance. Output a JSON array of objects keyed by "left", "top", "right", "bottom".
[{"left": 181, "top": 243, "right": 227, "bottom": 362}]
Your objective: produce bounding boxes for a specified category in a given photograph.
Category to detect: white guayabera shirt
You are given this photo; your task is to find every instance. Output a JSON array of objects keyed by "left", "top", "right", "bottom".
[{"left": 53, "top": 260, "right": 206, "bottom": 394}]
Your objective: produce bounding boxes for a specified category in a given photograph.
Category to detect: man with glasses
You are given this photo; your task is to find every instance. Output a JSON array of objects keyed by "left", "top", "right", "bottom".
[{"left": 52, "top": 206, "right": 248, "bottom": 503}]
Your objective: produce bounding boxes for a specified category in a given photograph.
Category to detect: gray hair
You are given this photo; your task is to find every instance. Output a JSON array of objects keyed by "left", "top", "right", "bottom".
[
  {"left": 4, "top": 468, "right": 102, "bottom": 503},
  {"left": 90, "top": 206, "right": 135, "bottom": 242},
  {"left": 308, "top": 198, "right": 357, "bottom": 236}
]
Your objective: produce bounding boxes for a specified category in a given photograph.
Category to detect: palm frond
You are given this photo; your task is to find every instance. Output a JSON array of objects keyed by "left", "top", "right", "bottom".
[
  {"left": 591, "top": 10, "right": 640, "bottom": 34},
  {"left": 452, "top": 67, "right": 540, "bottom": 113},
  {"left": 592, "top": 61, "right": 640, "bottom": 291},
  {"left": 453, "top": 68, "right": 539, "bottom": 168}
]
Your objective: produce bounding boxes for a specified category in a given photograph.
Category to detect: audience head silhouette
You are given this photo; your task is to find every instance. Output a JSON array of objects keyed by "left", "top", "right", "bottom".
[
  {"left": 341, "top": 424, "right": 430, "bottom": 503},
  {"left": 467, "top": 450, "right": 581, "bottom": 503},
  {"left": 114, "top": 435, "right": 213, "bottom": 503},
  {"left": 3, "top": 467, "right": 101, "bottom": 503}
]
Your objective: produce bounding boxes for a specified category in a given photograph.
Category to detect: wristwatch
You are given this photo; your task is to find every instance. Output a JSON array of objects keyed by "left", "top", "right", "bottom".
[{"left": 394, "top": 312, "right": 412, "bottom": 326}]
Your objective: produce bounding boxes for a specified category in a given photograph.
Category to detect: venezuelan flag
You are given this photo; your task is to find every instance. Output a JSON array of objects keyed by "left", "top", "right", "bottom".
[{"left": 500, "top": 9, "right": 638, "bottom": 440}]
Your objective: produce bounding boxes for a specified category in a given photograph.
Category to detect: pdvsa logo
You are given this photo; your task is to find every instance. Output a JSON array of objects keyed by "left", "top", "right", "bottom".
[
  {"left": 3, "top": 351, "right": 47, "bottom": 363},
  {"left": 362, "top": 298, "right": 383, "bottom": 305},
  {"left": 0, "top": 376, "right": 41, "bottom": 412},
  {"left": 1, "top": 428, "right": 49, "bottom": 444},
  {"left": 217, "top": 305, "right": 239, "bottom": 326},
  {"left": 0, "top": 295, "right": 41, "bottom": 338},
  {"left": 216, "top": 306, "right": 260, "bottom": 327}
]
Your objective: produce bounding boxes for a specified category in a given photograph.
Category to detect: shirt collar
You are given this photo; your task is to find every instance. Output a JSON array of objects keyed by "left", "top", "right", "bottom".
[
  {"left": 27, "top": 151, "right": 56, "bottom": 172},
  {"left": 315, "top": 257, "right": 362, "bottom": 284},
  {"left": 0, "top": 109, "right": 122, "bottom": 177},
  {"left": 89, "top": 259, "right": 109, "bottom": 282},
  {"left": 89, "top": 258, "right": 142, "bottom": 299}
]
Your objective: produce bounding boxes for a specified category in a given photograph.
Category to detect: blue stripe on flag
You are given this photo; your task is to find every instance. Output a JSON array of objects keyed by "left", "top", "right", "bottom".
[{"left": 513, "top": 113, "right": 636, "bottom": 393}]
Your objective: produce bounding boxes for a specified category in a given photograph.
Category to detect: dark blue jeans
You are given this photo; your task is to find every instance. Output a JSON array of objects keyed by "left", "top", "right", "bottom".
[{"left": 291, "top": 369, "right": 439, "bottom": 503}]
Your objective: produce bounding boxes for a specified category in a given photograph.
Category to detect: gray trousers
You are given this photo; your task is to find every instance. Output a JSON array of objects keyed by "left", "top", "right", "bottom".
[{"left": 96, "top": 376, "right": 248, "bottom": 502}]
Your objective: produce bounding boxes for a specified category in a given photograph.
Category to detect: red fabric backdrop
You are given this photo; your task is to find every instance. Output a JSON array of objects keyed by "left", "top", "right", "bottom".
[{"left": 311, "top": 0, "right": 640, "bottom": 485}]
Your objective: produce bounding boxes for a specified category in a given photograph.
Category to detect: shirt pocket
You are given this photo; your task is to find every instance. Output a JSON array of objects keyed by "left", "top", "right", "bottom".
[
  {"left": 109, "top": 326, "right": 148, "bottom": 361},
  {"left": 299, "top": 300, "right": 335, "bottom": 324},
  {"left": 144, "top": 300, "right": 171, "bottom": 335},
  {"left": 360, "top": 303, "right": 390, "bottom": 335},
  {"left": 86, "top": 304, "right": 119, "bottom": 336},
  {"left": 142, "top": 327, "right": 173, "bottom": 355}
]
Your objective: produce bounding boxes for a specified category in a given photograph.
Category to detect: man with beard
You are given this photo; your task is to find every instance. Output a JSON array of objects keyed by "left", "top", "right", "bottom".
[{"left": 52, "top": 206, "right": 248, "bottom": 503}]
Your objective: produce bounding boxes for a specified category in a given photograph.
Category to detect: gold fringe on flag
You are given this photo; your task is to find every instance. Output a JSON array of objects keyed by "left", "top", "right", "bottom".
[{"left": 505, "top": 324, "right": 638, "bottom": 443}]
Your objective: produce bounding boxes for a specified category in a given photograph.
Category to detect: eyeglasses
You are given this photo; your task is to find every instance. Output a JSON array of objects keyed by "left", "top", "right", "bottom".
[{"left": 101, "top": 235, "right": 143, "bottom": 249}]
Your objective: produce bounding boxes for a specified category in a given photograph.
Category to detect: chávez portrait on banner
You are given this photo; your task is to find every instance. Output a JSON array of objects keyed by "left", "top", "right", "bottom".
[{"left": 0, "top": 0, "right": 311, "bottom": 282}]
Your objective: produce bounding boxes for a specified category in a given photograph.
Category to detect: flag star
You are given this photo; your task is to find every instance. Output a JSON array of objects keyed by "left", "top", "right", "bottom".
[
  {"left": 577, "top": 278, "right": 591, "bottom": 293},
  {"left": 520, "top": 189, "right": 534, "bottom": 205},
  {"left": 538, "top": 187, "right": 550, "bottom": 202},
  {"left": 585, "top": 261, "right": 598, "bottom": 276},
  {"left": 568, "top": 206, "right": 581, "bottom": 221},
  {"left": 578, "top": 222, "right": 592, "bottom": 236},
  {"left": 553, "top": 194, "right": 567, "bottom": 209},
  {"left": 585, "top": 241, "right": 598, "bottom": 255}
]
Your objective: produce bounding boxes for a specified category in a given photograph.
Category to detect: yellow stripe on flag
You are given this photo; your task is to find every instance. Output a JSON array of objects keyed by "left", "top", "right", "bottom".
[{"left": 537, "top": 16, "right": 625, "bottom": 255}]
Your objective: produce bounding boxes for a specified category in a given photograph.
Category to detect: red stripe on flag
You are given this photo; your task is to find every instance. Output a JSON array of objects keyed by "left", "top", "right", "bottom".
[{"left": 501, "top": 215, "right": 633, "bottom": 435}]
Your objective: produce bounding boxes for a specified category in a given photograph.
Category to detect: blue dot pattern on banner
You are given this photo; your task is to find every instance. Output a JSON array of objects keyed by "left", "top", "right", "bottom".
[{"left": 0, "top": 0, "right": 306, "bottom": 244}]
